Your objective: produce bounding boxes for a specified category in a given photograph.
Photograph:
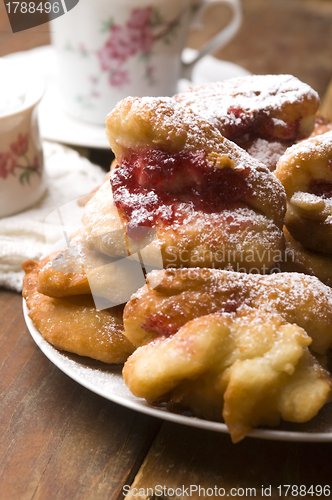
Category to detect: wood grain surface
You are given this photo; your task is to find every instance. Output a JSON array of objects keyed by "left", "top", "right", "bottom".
[
  {"left": 0, "top": 291, "right": 161, "bottom": 500},
  {"left": 2, "top": 290, "right": 332, "bottom": 498},
  {"left": 126, "top": 423, "right": 332, "bottom": 500}
]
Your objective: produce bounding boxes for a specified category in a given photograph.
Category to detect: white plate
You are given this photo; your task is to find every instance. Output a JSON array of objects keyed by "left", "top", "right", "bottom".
[
  {"left": 23, "top": 299, "right": 332, "bottom": 442},
  {"left": 5, "top": 46, "right": 250, "bottom": 150}
]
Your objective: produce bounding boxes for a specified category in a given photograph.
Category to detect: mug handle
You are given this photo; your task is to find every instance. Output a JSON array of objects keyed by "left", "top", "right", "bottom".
[{"left": 181, "top": 0, "right": 242, "bottom": 80}]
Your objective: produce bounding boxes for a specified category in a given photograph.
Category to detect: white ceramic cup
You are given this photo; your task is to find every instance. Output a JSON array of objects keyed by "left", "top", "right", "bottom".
[
  {"left": 0, "top": 60, "right": 45, "bottom": 218},
  {"left": 51, "top": 0, "right": 242, "bottom": 125}
]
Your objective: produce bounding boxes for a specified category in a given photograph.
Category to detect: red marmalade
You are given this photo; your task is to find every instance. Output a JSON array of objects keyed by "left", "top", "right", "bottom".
[
  {"left": 111, "top": 149, "right": 249, "bottom": 231},
  {"left": 141, "top": 298, "right": 240, "bottom": 339},
  {"left": 226, "top": 106, "right": 300, "bottom": 141}
]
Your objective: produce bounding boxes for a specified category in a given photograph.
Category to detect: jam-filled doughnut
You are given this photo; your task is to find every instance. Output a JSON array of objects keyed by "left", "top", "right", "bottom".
[
  {"left": 174, "top": 75, "right": 319, "bottom": 170},
  {"left": 275, "top": 131, "right": 332, "bottom": 254},
  {"left": 175, "top": 75, "right": 319, "bottom": 142},
  {"left": 123, "top": 268, "right": 332, "bottom": 355},
  {"left": 122, "top": 270, "right": 332, "bottom": 442},
  {"left": 83, "top": 97, "right": 286, "bottom": 273}
]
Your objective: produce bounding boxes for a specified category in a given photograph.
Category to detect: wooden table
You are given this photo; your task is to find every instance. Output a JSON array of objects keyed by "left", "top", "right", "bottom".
[{"left": 2, "top": 1, "right": 332, "bottom": 499}]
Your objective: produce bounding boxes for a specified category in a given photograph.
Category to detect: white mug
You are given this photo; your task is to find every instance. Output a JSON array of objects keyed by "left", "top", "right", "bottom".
[{"left": 51, "top": 0, "right": 242, "bottom": 125}]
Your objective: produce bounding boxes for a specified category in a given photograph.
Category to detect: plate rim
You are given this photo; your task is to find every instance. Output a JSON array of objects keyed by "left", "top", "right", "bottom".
[{"left": 23, "top": 299, "right": 332, "bottom": 443}]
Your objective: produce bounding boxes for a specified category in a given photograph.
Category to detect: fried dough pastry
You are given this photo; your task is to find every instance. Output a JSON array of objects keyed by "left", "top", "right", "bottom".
[
  {"left": 37, "top": 249, "right": 90, "bottom": 297},
  {"left": 275, "top": 131, "right": 332, "bottom": 254},
  {"left": 91, "top": 97, "right": 286, "bottom": 272},
  {"left": 280, "top": 227, "right": 332, "bottom": 288},
  {"left": 22, "top": 258, "right": 135, "bottom": 364},
  {"left": 174, "top": 75, "right": 319, "bottom": 170},
  {"left": 39, "top": 225, "right": 148, "bottom": 308},
  {"left": 123, "top": 308, "right": 331, "bottom": 442},
  {"left": 123, "top": 268, "right": 332, "bottom": 354},
  {"left": 174, "top": 75, "right": 319, "bottom": 142},
  {"left": 83, "top": 183, "right": 284, "bottom": 272}
]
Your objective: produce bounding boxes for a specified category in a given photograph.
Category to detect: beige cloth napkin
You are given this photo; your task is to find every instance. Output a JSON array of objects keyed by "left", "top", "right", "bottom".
[{"left": 0, "top": 142, "right": 107, "bottom": 292}]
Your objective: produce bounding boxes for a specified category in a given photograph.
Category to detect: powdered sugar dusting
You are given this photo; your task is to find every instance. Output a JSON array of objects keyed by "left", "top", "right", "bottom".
[
  {"left": 275, "top": 130, "right": 332, "bottom": 205},
  {"left": 141, "top": 268, "right": 332, "bottom": 355},
  {"left": 174, "top": 75, "right": 319, "bottom": 140},
  {"left": 245, "top": 138, "right": 290, "bottom": 171},
  {"left": 106, "top": 96, "right": 286, "bottom": 227},
  {"left": 280, "top": 130, "right": 332, "bottom": 162}
]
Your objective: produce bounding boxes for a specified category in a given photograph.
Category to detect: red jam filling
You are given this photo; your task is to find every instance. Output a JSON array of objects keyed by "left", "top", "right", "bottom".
[
  {"left": 310, "top": 180, "right": 332, "bottom": 199},
  {"left": 111, "top": 149, "right": 249, "bottom": 231},
  {"left": 142, "top": 313, "right": 179, "bottom": 338},
  {"left": 141, "top": 299, "right": 240, "bottom": 339},
  {"left": 226, "top": 106, "right": 300, "bottom": 141},
  {"left": 226, "top": 106, "right": 254, "bottom": 140}
]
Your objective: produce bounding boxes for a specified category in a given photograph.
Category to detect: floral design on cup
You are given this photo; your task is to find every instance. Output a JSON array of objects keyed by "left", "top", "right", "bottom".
[
  {"left": 0, "top": 133, "right": 41, "bottom": 185},
  {"left": 65, "top": 6, "right": 183, "bottom": 107}
]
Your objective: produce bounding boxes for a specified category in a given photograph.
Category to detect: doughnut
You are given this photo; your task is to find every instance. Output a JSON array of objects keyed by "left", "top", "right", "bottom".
[
  {"left": 106, "top": 97, "right": 286, "bottom": 223},
  {"left": 38, "top": 214, "right": 152, "bottom": 308},
  {"left": 280, "top": 227, "right": 332, "bottom": 288},
  {"left": 22, "top": 258, "right": 135, "bottom": 364},
  {"left": 174, "top": 75, "right": 319, "bottom": 170},
  {"left": 174, "top": 75, "right": 319, "bottom": 142},
  {"left": 86, "top": 96, "right": 287, "bottom": 273},
  {"left": 275, "top": 131, "right": 332, "bottom": 254},
  {"left": 123, "top": 268, "right": 332, "bottom": 355},
  {"left": 36, "top": 229, "right": 92, "bottom": 298},
  {"left": 123, "top": 307, "right": 331, "bottom": 443}
]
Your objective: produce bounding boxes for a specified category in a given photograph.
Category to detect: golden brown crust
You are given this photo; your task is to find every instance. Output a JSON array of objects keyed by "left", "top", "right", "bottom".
[
  {"left": 123, "top": 268, "right": 332, "bottom": 355},
  {"left": 82, "top": 178, "right": 285, "bottom": 273},
  {"left": 106, "top": 96, "right": 286, "bottom": 226},
  {"left": 37, "top": 251, "right": 91, "bottom": 297},
  {"left": 122, "top": 267, "right": 332, "bottom": 440},
  {"left": 174, "top": 76, "right": 320, "bottom": 171},
  {"left": 280, "top": 227, "right": 332, "bottom": 287},
  {"left": 96, "top": 97, "right": 288, "bottom": 272},
  {"left": 174, "top": 75, "right": 319, "bottom": 141},
  {"left": 147, "top": 207, "right": 284, "bottom": 272},
  {"left": 22, "top": 258, "right": 134, "bottom": 364},
  {"left": 275, "top": 131, "right": 332, "bottom": 254},
  {"left": 123, "top": 307, "right": 331, "bottom": 443}
]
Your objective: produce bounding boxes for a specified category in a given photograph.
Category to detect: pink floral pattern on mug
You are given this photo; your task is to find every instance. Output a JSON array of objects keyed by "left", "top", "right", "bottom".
[
  {"left": 97, "top": 6, "right": 182, "bottom": 87},
  {"left": 97, "top": 7, "right": 155, "bottom": 75},
  {"left": 65, "top": 6, "right": 183, "bottom": 107},
  {"left": 0, "top": 133, "right": 41, "bottom": 185}
]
